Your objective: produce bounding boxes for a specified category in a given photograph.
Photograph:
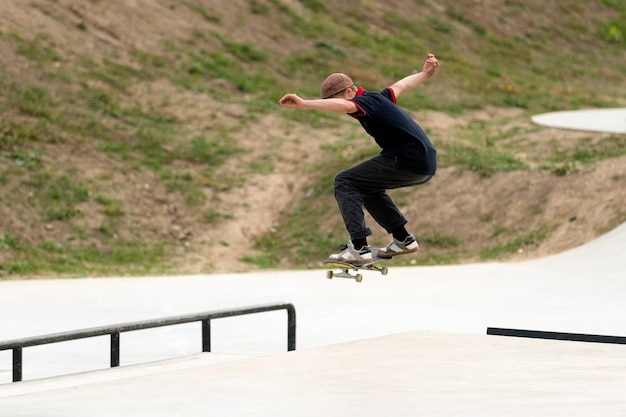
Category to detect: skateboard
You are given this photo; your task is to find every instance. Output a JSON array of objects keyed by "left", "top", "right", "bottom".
[{"left": 323, "top": 249, "right": 389, "bottom": 283}]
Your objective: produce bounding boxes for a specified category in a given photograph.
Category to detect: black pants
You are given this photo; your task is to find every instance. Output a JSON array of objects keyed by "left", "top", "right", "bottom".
[{"left": 334, "top": 155, "right": 433, "bottom": 240}]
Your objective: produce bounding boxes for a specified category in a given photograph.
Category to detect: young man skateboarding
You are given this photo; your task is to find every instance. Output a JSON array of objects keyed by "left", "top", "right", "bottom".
[{"left": 279, "top": 53, "right": 440, "bottom": 264}]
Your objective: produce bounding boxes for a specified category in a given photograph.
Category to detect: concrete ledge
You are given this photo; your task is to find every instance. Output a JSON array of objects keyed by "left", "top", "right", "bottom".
[{"left": 0, "top": 351, "right": 251, "bottom": 398}]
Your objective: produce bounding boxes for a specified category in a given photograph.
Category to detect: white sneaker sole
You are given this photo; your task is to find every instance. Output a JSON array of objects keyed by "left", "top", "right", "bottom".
[
  {"left": 378, "top": 245, "right": 419, "bottom": 258},
  {"left": 327, "top": 257, "right": 373, "bottom": 264}
]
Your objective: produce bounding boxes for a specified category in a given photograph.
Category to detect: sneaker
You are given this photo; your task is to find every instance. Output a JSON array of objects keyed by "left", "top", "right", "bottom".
[
  {"left": 378, "top": 235, "right": 419, "bottom": 258},
  {"left": 328, "top": 241, "right": 373, "bottom": 264}
]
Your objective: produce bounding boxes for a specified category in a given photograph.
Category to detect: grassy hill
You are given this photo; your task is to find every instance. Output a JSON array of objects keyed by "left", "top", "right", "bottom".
[{"left": 0, "top": 0, "right": 625, "bottom": 278}]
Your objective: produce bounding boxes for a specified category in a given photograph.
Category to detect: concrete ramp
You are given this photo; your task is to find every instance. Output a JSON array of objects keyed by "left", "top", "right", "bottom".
[
  {"left": 1, "top": 331, "right": 626, "bottom": 417},
  {"left": 532, "top": 108, "right": 626, "bottom": 133}
]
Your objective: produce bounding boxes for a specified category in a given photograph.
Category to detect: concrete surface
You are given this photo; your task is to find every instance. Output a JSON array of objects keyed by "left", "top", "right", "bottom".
[
  {"left": 0, "top": 220, "right": 625, "bottom": 416},
  {"left": 0, "top": 108, "right": 625, "bottom": 415},
  {"left": 2, "top": 331, "right": 626, "bottom": 416},
  {"left": 532, "top": 108, "right": 626, "bottom": 133}
]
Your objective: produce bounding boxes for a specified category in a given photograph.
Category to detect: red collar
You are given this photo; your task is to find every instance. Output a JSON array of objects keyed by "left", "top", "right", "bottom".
[{"left": 355, "top": 87, "right": 365, "bottom": 96}]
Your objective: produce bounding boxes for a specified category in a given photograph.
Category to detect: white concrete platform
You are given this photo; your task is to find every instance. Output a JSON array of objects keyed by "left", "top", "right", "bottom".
[{"left": 2, "top": 331, "right": 626, "bottom": 417}]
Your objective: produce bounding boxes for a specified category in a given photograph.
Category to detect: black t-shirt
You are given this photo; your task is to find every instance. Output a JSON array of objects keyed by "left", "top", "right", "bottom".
[{"left": 349, "top": 87, "right": 437, "bottom": 175}]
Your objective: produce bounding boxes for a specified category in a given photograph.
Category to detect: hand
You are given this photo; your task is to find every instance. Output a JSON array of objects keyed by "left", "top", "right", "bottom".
[
  {"left": 279, "top": 93, "right": 305, "bottom": 108},
  {"left": 422, "top": 53, "right": 439, "bottom": 76}
]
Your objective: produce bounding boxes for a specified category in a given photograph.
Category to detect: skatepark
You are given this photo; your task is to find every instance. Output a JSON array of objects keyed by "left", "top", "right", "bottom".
[{"left": 0, "top": 109, "right": 625, "bottom": 416}]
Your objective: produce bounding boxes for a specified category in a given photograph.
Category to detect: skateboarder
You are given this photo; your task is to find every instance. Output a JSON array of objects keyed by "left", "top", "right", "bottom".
[{"left": 279, "top": 53, "right": 440, "bottom": 264}]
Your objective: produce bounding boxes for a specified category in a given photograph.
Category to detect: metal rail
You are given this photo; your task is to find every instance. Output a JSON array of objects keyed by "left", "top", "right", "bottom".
[
  {"left": 487, "top": 327, "right": 626, "bottom": 344},
  {"left": 1, "top": 302, "right": 296, "bottom": 383}
]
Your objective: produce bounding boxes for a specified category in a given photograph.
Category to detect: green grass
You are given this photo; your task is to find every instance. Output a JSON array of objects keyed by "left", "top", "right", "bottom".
[
  {"left": 553, "top": 135, "right": 626, "bottom": 165},
  {"left": 95, "top": 195, "right": 125, "bottom": 217},
  {"left": 440, "top": 145, "right": 526, "bottom": 178},
  {"left": 0, "top": 233, "right": 21, "bottom": 250},
  {"left": 1, "top": 239, "right": 173, "bottom": 277},
  {"left": 546, "top": 134, "right": 626, "bottom": 175},
  {"left": 480, "top": 224, "right": 554, "bottom": 261},
  {"left": 420, "top": 231, "right": 460, "bottom": 249}
]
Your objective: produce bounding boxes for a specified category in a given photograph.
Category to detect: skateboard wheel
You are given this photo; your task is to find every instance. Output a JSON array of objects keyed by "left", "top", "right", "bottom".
[
  {"left": 326, "top": 270, "right": 333, "bottom": 279},
  {"left": 356, "top": 274, "right": 363, "bottom": 283},
  {"left": 381, "top": 266, "right": 388, "bottom": 276}
]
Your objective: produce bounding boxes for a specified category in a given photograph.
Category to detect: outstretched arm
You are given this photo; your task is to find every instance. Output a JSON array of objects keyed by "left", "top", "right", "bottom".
[
  {"left": 279, "top": 94, "right": 358, "bottom": 114},
  {"left": 389, "top": 53, "right": 439, "bottom": 98}
]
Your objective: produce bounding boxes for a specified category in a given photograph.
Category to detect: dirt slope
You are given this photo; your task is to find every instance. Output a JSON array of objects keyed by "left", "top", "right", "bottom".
[{"left": 0, "top": 1, "right": 625, "bottom": 276}]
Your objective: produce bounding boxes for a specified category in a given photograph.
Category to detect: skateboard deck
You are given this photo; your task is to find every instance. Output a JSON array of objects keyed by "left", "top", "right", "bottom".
[{"left": 323, "top": 249, "right": 389, "bottom": 282}]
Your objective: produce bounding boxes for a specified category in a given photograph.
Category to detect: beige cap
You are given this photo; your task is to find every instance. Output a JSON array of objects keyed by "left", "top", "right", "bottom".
[{"left": 321, "top": 73, "right": 354, "bottom": 99}]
